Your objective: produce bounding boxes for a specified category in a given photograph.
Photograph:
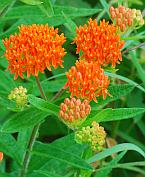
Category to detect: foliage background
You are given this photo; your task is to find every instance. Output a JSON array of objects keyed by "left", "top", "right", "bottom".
[{"left": 0, "top": 0, "right": 145, "bottom": 177}]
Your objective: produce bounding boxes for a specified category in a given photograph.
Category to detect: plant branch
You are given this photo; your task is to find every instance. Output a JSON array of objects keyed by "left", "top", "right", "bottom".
[
  {"left": 35, "top": 76, "right": 47, "bottom": 100},
  {"left": 19, "top": 76, "right": 47, "bottom": 177},
  {"left": 122, "top": 42, "right": 145, "bottom": 55},
  {"left": 50, "top": 86, "right": 65, "bottom": 102}
]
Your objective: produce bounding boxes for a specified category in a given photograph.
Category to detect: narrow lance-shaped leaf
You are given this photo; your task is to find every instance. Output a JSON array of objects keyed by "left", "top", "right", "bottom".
[
  {"left": 82, "top": 108, "right": 145, "bottom": 127},
  {"left": 32, "top": 141, "right": 93, "bottom": 171},
  {"left": 87, "top": 143, "right": 145, "bottom": 164},
  {"left": 1, "top": 108, "right": 50, "bottom": 133},
  {"left": 1, "top": 5, "right": 101, "bottom": 21},
  {"left": 105, "top": 71, "right": 145, "bottom": 93},
  {"left": 91, "top": 84, "right": 134, "bottom": 109},
  {"left": 20, "top": 0, "right": 42, "bottom": 5},
  {"left": 28, "top": 94, "right": 59, "bottom": 116},
  {"left": 94, "top": 151, "right": 126, "bottom": 177}
]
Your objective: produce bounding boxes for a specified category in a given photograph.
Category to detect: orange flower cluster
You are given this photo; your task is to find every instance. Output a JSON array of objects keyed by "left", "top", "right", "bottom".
[
  {"left": 0, "top": 152, "right": 3, "bottom": 161},
  {"left": 110, "top": 5, "right": 144, "bottom": 32},
  {"left": 73, "top": 19, "right": 124, "bottom": 67},
  {"left": 59, "top": 97, "right": 91, "bottom": 129},
  {"left": 65, "top": 60, "right": 110, "bottom": 102},
  {"left": 3, "top": 24, "right": 66, "bottom": 79}
]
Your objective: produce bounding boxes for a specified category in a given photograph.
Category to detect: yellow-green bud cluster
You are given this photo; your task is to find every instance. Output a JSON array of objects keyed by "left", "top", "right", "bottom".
[
  {"left": 131, "top": 9, "right": 144, "bottom": 26},
  {"left": 59, "top": 97, "right": 91, "bottom": 129},
  {"left": 110, "top": 5, "right": 144, "bottom": 32},
  {"left": 8, "top": 86, "right": 28, "bottom": 108},
  {"left": 75, "top": 121, "right": 106, "bottom": 151}
]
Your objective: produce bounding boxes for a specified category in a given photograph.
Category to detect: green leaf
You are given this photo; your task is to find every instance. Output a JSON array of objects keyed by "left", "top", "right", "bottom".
[
  {"left": 117, "top": 130, "right": 145, "bottom": 151},
  {"left": 0, "top": 70, "right": 16, "bottom": 95},
  {"left": 87, "top": 143, "right": 145, "bottom": 163},
  {"left": 99, "top": 0, "right": 109, "bottom": 16},
  {"left": 1, "top": 108, "right": 50, "bottom": 133},
  {"left": 130, "top": 51, "right": 145, "bottom": 82},
  {"left": 17, "top": 128, "right": 32, "bottom": 156},
  {"left": 118, "top": 0, "right": 123, "bottom": 5},
  {"left": 32, "top": 141, "right": 93, "bottom": 171},
  {"left": 28, "top": 94, "right": 59, "bottom": 116},
  {"left": 1, "top": 5, "right": 101, "bottom": 21},
  {"left": 0, "top": 173, "right": 14, "bottom": 177},
  {"left": 38, "top": 0, "right": 54, "bottom": 17},
  {"left": 28, "top": 134, "right": 86, "bottom": 173},
  {"left": 0, "top": 133, "right": 21, "bottom": 165},
  {"left": 62, "top": 11, "right": 77, "bottom": 38},
  {"left": 33, "top": 170, "right": 66, "bottom": 177},
  {"left": 116, "top": 163, "right": 145, "bottom": 175},
  {"left": 105, "top": 71, "right": 145, "bottom": 93},
  {"left": 20, "top": 0, "right": 42, "bottom": 5},
  {"left": 0, "top": 40, "right": 5, "bottom": 50},
  {"left": 54, "top": 5, "right": 101, "bottom": 17},
  {"left": 95, "top": 151, "right": 126, "bottom": 177},
  {"left": 122, "top": 35, "right": 145, "bottom": 41},
  {"left": 82, "top": 108, "right": 145, "bottom": 126},
  {"left": 137, "top": 119, "right": 145, "bottom": 137},
  {"left": 0, "top": 0, "right": 12, "bottom": 14},
  {"left": 91, "top": 84, "right": 134, "bottom": 109}
]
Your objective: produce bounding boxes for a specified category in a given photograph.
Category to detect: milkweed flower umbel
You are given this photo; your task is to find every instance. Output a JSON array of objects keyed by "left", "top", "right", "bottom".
[
  {"left": 65, "top": 60, "right": 110, "bottom": 102},
  {"left": 3, "top": 24, "right": 66, "bottom": 79},
  {"left": 59, "top": 97, "right": 91, "bottom": 129},
  {"left": 75, "top": 121, "right": 106, "bottom": 151},
  {"left": 73, "top": 19, "right": 124, "bottom": 67},
  {"left": 110, "top": 5, "right": 144, "bottom": 32},
  {"left": 0, "top": 152, "right": 3, "bottom": 161}
]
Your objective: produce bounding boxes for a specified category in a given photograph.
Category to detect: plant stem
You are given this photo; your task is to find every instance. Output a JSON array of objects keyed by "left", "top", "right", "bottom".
[
  {"left": 50, "top": 86, "right": 65, "bottom": 102},
  {"left": 122, "top": 42, "right": 145, "bottom": 55},
  {"left": 19, "top": 76, "right": 47, "bottom": 177},
  {"left": 35, "top": 76, "right": 47, "bottom": 100},
  {"left": 19, "top": 124, "right": 40, "bottom": 177}
]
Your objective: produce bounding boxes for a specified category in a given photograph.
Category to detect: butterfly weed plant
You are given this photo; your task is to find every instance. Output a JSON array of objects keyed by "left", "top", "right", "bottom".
[{"left": 0, "top": 1, "right": 145, "bottom": 177}]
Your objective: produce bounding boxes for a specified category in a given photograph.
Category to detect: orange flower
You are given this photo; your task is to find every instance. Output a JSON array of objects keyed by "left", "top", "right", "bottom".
[
  {"left": 65, "top": 60, "right": 110, "bottom": 102},
  {"left": 0, "top": 152, "right": 3, "bottom": 161},
  {"left": 73, "top": 19, "right": 124, "bottom": 67},
  {"left": 3, "top": 24, "right": 66, "bottom": 79}
]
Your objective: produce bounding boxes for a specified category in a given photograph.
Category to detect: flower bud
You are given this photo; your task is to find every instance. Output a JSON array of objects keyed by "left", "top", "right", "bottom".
[
  {"left": 75, "top": 121, "right": 106, "bottom": 151},
  {"left": 110, "top": 5, "right": 144, "bottom": 32},
  {"left": 59, "top": 97, "right": 91, "bottom": 129},
  {"left": 8, "top": 86, "right": 28, "bottom": 109}
]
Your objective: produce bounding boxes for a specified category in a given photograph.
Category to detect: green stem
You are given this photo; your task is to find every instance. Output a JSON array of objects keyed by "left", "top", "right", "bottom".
[
  {"left": 122, "top": 42, "right": 145, "bottom": 55},
  {"left": 19, "top": 76, "right": 47, "bottom": 177},
  {"left": 50, "top": 86, "right": 65, "bottom": 102},
  {"left": 35, "top": 76, "right": 47, "bottom": 100}
]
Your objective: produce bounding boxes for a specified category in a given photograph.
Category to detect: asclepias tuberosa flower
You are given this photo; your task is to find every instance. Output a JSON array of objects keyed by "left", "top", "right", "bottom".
[
  {"left": 65, "top": 60, "right": 110, "bottom": 102},
  {"left": 73, "top": 19, "right": 124, "bottom": 67},
  {"left": 3, "top": 24, "right": 66, "bottom": 80}
]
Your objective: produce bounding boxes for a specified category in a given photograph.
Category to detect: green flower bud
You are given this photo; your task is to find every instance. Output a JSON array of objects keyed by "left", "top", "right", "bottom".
[
  {"left": 75, "top": 121, "right": 106, "bottom": 152},
  {"left": 8, "top": 86, "right": 28, "bottom": 109}
]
